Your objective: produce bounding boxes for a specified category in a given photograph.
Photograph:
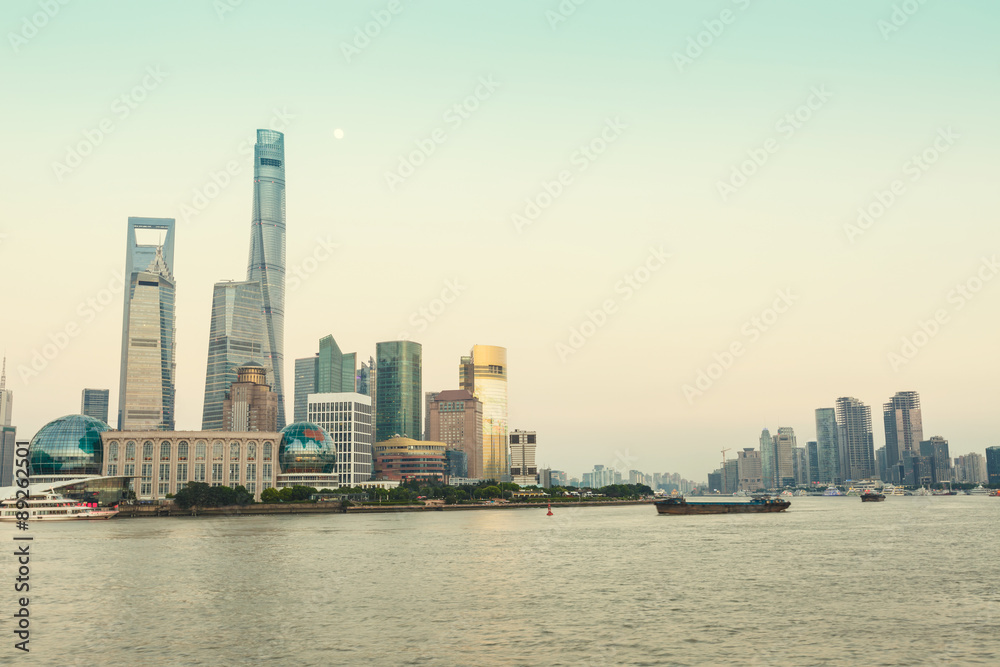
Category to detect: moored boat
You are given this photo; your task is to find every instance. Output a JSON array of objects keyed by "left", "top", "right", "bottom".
[
  {"left": 655, "top": 496, "right": 790, "bottom": 515},
  {"left": 861, "top": 490, "right": 885, "bottom": 502},
  {"left": 0, "top": 494, "right": 119, "bottom": 521}
]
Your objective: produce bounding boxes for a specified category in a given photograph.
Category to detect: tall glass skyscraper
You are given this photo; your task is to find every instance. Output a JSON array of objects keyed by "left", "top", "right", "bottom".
[
  {"left": 836, "top": 397, "right": 876, "bottom": 481},
  {"left": 759, "top": 428, "right": 774, "bottom": 488},
  {"left": 118, "top": 217, "right": 175, "bottom": 431},
  {"left": 815, "top": 407, "right": 840, "bottom": 484},
  {"left": 293, "top": 355, "right": 318, "bottom": 423},
  {"left": 883, "top": 391, "right": 923, "bottom": 484},
  {"left": 375, "top": 341, "right": 422, "bottom": 442},
  {"left": 81, "top": 389, "right": 110, "bottom": 424},
  {"left": 459, "top": 345, "right": 508, "bottom": 481},
  {"left": 201, "top": 280, "right": 271, "bottom": 430},
  {"left": 247, "top": 129, "right": 287, "bottom": 428}
]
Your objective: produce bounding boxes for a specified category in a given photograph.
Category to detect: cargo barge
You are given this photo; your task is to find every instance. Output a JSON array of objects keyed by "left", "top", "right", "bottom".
[{"left": 654, "top": 496, "right": 790, "bottom": 515}]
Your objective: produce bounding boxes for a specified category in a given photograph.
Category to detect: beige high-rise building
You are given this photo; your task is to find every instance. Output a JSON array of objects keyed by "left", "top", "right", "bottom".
[
  {"left": 509, "top": 429, "right": 537, "bottom": 486},
  {"left": 773, "top": 427, "right": 796, "bottom": 487},
  {"left": 459, "top": 345, "right": 508, "bottom": 481},
  {"left": 222, "top": 363, "right": 278, "bottom": 432},
  {"left": 427, "top": 390, "right": 483, "bottom": 478},
  {"left": 737, "top": 448, "right": 762, "bottom": 492}
]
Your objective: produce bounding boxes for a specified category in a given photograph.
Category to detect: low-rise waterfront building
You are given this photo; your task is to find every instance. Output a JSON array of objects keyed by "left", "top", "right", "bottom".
[{"left": 374, "top": 436, "right": 446, "bottom": 482}]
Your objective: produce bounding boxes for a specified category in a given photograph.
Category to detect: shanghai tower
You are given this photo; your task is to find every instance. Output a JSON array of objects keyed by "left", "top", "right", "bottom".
[{"left": 247, "top": 129, "right": 287, "bottom": 428}]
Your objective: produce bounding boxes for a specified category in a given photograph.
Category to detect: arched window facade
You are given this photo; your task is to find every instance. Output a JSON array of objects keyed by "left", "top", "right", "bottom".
[
  {"left": 212, "top": 442, "right": 223, "bottom": 461},
  {"left": 247, "top": 442, "right": 256, "bottom": 462},
  {"left": 126, "top": 441, "right": 136, "bottom": 461},
  {"left": 230, "top": 442, "right": 241, "bottom": 461},
  {"left": 196, "top": 441, "right": 206, "bottom": 460},
  {"left": 109, "top": 442, "right": 119, "bottom": 462},
  {"left": 178, "top": 441, "right": 189, "bottom": 461},
  {"left": 143, "top": 441, "right": 153, "bottom": 461},
  {"left": 160, "top": 442, "right": 171, "bottom": 461},
  {"left": 263, "top": 442, "right": 273, "bottom": 461}
]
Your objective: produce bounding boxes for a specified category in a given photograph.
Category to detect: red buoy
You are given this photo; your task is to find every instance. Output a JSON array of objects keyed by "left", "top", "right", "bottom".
[{"left": 546, "top": 504, "right": 553, "bottom": 516}]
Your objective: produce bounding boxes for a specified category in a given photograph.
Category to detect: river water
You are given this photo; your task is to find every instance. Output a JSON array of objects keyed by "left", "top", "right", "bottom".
[{"left": 4, "top": 496, "right": 999, "bottom": 665}]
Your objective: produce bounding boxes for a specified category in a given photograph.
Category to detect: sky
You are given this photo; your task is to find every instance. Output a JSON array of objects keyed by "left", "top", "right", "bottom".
[{"left": 1, "top": 0, "right": 998, "bottom": 481}]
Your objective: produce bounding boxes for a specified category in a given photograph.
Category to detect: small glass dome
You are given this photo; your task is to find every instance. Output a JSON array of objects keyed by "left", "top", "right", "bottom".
[
  {"left": 278, "top": 422, "right": 335, "bottom": 474},
  {"left": 29, "top": 414, "right": 111, "bottom": 476}
]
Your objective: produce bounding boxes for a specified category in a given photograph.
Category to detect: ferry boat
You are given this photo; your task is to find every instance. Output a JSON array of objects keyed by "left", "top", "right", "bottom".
[
  {"left": 861, "top": 490, "right": 886, "bottom": 502},
  {"left": 655, "top": 496, "right": 790, "bottom": 515},
  {"left": 0, "top": 494, "right": 119, "bottom": 521},
  {"left": 823, "top": 485, "right": 842, "bottom": 496},
  {"left": 968, "top": 485, "right": 989, "bottom": 496},
  {"left": 881, "top": 484, "right": 905, "bottom": 496}
]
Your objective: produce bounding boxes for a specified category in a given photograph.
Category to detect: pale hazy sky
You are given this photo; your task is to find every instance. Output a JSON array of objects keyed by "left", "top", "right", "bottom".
[{"left": 1, "top": 1, "right": 998, "bottom": 480}]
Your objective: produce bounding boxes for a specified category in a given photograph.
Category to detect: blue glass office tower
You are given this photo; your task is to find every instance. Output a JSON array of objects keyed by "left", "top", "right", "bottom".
[
  {"left": 201, "top": 281, "right": 271, "bottom": 430},
  {"left": 247, "top": 129, "right": 287, "bottom": 428},
  {"left": 118, "top": 217, "right": 175, "bottom": 431}
]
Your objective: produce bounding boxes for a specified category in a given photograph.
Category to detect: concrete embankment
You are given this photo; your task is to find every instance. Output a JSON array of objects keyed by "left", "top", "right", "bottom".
[{"left": 116, "top": 499, "right": 653, "bottom": 518}]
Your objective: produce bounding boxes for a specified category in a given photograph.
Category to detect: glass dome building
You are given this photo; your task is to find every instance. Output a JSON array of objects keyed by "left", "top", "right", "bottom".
[
  {"left": 278, "top": 422, "right": 335, "bottom": 474},
  {"left": 29, "top": 414, "right": 111, "bottom": 476}
]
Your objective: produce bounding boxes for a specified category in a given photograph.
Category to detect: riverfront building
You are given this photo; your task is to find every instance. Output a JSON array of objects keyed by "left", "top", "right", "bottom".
[
  {"left": 247, "top": 129, "right": 288, "bottom": 428},
  {"left": 201, "top": 280, "right": 271, "bottom": 430},
  {"left": 426, "top": 389, "right": 483, "bottom": 478},
  {"left": 0, "top": 427, "right": 15, "bottom": 488},
  {"left": 836, "top": 397, "right": 877, "bottom": 481},
  {"left": 736, "top": 448, "right": 762, "bottom": 492},
  {"left": 306, "top": 392, "right": 373, "bottom": 485},
  {"left": 294, "top": 335, "right": 360, "bottom": 422},
  {"left": 815, "top": 408, "right": 840, "bottom": 484},
  {"left": 774, "top": 427, "right": 796, "bottom": 487},
  {"left": 293, "top": 355, "right": 317, "bottom": 423},
  {"left": 81, "top": 388, "right": 110, "bottom": 424},
  {"left": 883, "top": 391, "right": 923, "bottom": 484},
  {"left": 759, "top": 428, "right": 774, "bottom": 488},
  {"left": 222, "top": 363, "right": 278, "bottom": 432},
  {"left": 118, "top": 217, "right": 176, "bottom": 431},
  {"left": 806, "top": 441, "right": 819, "bottom": 484},
  {"left": 374, "top": 436, "right": 446, "bottom": 482},
  {"left": 954, "top": 453, "right": 987, "bottom": 484},
  {"left": 919, "top": 436, "right": 951, "bottom": 484},
  {"left": 459, "top": 345, "right": 509, "bottom": 481},
  {"left": 509, "top": 429, "right": 538, "bottom": 486},
  {"left": 375, "top": 341, "right": 422, "bottom": 442}
]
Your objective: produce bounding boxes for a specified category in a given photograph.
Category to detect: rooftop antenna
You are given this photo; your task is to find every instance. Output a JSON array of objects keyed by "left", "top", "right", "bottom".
[{"left": 1, "top": 354, "right": 6, "bottom": 391}]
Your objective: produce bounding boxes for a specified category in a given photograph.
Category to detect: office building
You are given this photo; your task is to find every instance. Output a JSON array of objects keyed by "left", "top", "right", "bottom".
[
  {"left": 987, "top": 447, "right": 1000, "bottom": 485},
  {"left": 774, "top": 427, "right": 796, "bottom": 487},
  {"left": 246, "top": 129, "right": 287, "bottom": 428},
  {"left": 201, "top": 280, "right": 270, "bottom": 430},
  {"left": 793, "top": 447, "right": 807, "bottom": 486},
  {"left": 0, "top": 426, "right": 15, "bottom": 487},
  {"left": 375, "top": 341, "right": 422, "bottom": 442},
  {"left": 954, "top": 453, "right": 987, "bottom": 484},
  {"left": 918, "top": 436, "right": 951, "bottom": 484},
  {"left": 815, "top": 408, "right": 840, "bottom": 484},
  {"left": 707, "top": 469, "right": 723, "bottom": 492},
  {"left": 118, "top": 217, "right": 176, "bottom": 431},
  {"left": 736, "top": 448, "right": 762, "bottom": 492},
  {"left": 318, "top": 335, "right": 357, "bottom": 393},
  {"left": 81, "top": 389, "right": 110, "bottom": 424},
  {"left": 509, "top": 429, "right": 538, "bottom": 486},
  {"left": 373, "top": 436, "right": 446, "bottom": 482},
  {"left": 460, "top": 345, "right": 509, "bottom": 481},
  {"left": 836, "top": 397, "right": 876, "bottom": 481},
  {"left": 806, "top": 441, "right": 819, "bottom": 485},
  {"left": 759, "top": 428, "right": 775, "bottom": 488},
  {"left": 293, "top": 355, "right": 318, "bottom": 423},
  {"left": 356, "top": 357, "right": 373, "bottom": 397},
  {"left": 427, "top": 390, "right": 483, "bottom": 478},
  {"left": 222, "top": 363, "right": 278, "bottom": 432},
  {"left": 0, "top": 358, "right": 12, "bottom": 426},
  {"left": 883, "top": 391, "right": 923, "bottom": 484},
  {"left": 307, "top": 392, "right": 373, "bottom": 485},
  {"left": 445, "top": 449, "right": 468, "bottom": 479}
]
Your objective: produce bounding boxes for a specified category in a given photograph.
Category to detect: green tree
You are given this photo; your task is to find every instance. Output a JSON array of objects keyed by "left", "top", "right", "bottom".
[{"left": 261, "top": 487, "right": 281, "bottom": 503}]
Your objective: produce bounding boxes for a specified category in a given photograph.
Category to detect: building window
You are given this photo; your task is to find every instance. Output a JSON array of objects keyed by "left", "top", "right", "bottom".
[
  {"left": 176, "top": 482, "right": 187, "bottom": 493},
  {"left": 178, "top": 441, "right": 189, "bottom": 462},
  {"left": 263, "top": 463, "right": 272, "bottom": 480},
  {"left": 247, "top": 442, "right": 256, "bottom": 462},
  {"left": 230, "top": 442, "right": 241, "bottom": 461},
  {"left": 158, "top": 482, "right": 169, "bottom": 495},
  {"left": 177, "top": 463, "right": 188, "bottom": 482},
  {"left": 247, "top": 482, "right": 256, "bottom": 495},
  {"left": 109, "top": 442, "right": 119, "bottom": 462},
  {"left": 107, "top": 464, "right": 117, "bottom": 476},
  {"left": 263, "top": 442, "right": 272, "bottom": 461},
  {"left": 229, "top": 463, "right": 239, "bottom": 482},
  {"left": 126, "top": 441, "right": 136, "bottom": 461},
  {"left": 124, "top": 464, "right": 135, "bottom": 477},
  {"left": 194, "top": 463, "right": 206, "bottom": 482},
  {"left": 143, "top": 441, "right": 153, "bottom": 461},
  {"left": 246, "top": 464, "right": 256, "bottom": 481},
  {"left": 213, "top": 442, "right": 223, "bottom": 461},
  {"left": 212, "top": 463, "right": 223, "bottom": 482},
  {"left": 196, "top": 441, "right": 206, "bottom": 460},
  {"left": 159, "top": 463, "right": 170, "bottom": 481},
  {"left": 160, "top": 442, "right": 171, "bottom": 461}
]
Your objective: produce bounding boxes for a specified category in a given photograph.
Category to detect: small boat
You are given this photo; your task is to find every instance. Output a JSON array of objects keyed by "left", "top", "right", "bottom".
[
  {"left": 0, "top": 494, "right": 120, "bottom": 521},
  {"left": 968, "top": 485, "right": 989, "bottom": 496},
  {"left": 655, "top": 496, "right": 790, "bottom": 515},
  {"left": 861, "top": 490, "right": 885, "bottom": 502},
  {"left": 823, "top": 486, "right": 842, "bottom": 496},
  {"left": 882, "top": 484, "right": 905, "bottom": 496}
]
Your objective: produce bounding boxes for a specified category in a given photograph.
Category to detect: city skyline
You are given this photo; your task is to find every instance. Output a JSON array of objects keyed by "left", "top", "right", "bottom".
[{"left": 2, "top": 2, "right": 998, "bottom": 480}]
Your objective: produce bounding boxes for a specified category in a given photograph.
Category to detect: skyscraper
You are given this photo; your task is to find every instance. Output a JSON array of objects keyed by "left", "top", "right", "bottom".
[
  {"left": 759, "top": 428, "right": 774, "bottom": 488},
  {"left": 459, "top": 345, "right": 509, "bottom": 481},
  {"left": 815, "top": 408, "right": 840, "bottom": 484},
  {"left": 293, "top": 355, "right": 318, "bottom": 423},
  {"left": 247, "top": 129, "right": 287, "bottom": 428},
  {"left": 918, "top": 436, "right": 951, "bottom": 484},
  {"left": 222, "top": 362, "right": 278, "bottom": 432},
  {"left": 427, "top": 389, "right": 484, "bottom": 478},
  {"left": 836, "top": 397, "right": 876, "bottom": 481},
  {"left": 774, "top": 427, "right": 796, "bottom": 487},
  {"left": 883, "top": 391, "right": 923, "bottom": 484},
  {"left": 81, "top": 389, "right": 110, "bottom": 424},
  {"left": 118, "top": 217, "right": 176, "bottom": 431},
  {"left": 201, "top": 281, "right": 270, "bottom": 430},
  {"left": 509, "top": 429, "right": 538, "bottom": 486},
  {"left": 987, "top": 447, "right": 1000, "bottom": 485},
  {"left": 307, "top": 392, "right": 373, "bottom": 485},
  {"left": 0, "top": 357, "right": 12, "bottom": 426},
  {"left": 806, "top": 441, "right": 819, "bottom": 484},
  {"left": 737, "top": 448, "right": 763, "bottom": 492},
  {"left": 375, "top": 341, "right": 422, "bottom": 442}
]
